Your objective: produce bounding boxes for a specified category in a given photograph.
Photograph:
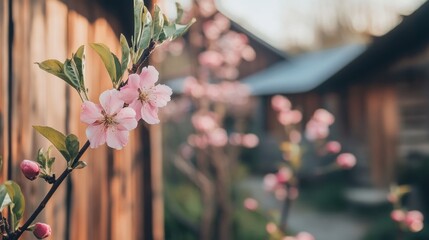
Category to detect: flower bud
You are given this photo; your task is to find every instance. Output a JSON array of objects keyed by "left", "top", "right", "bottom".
[
  {"left": 20, "top": 160, "right": 40, "bottom": 180},
  {"left": 336, "top": 153, "right": 356, "bottom": 169},
  {"left": 33, "top": 222, "right": 51, "bottom": 239}
]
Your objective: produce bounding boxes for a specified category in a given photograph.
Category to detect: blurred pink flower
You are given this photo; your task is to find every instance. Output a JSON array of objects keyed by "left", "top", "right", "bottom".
[
  {"left": 305, "top": 120, "right": 329, "bottom": 141},
  {"left": 242, "top": 45, "right": 256, "bottom": 61},
  {"left": 266, "top": 222, "right": 278, "bottom": 234},
  {"left": 275, "top": 187, "right": 287, "bottom": 201},
  {"left": 199, "top": 0, "right": 216, "bottom": 17},
  {"left": 296, "top": 232, "right": 315, "bottom": 240},
  {"left": 278, "top": 110, "right": 302, "bottom": 126},
  {"left": 263, "top": 173, "right": 278, "bottom": 191},
  {"left": 336, "top": 153, "right": 356, "bottom": 169},
  {"left": 313, "top": 109, "right": 335, "bottom": 125},
  {"left": 198, "top": 51, "right": 223, "bottom": 68},
  {"left": 213, "top": 13, "right": 230, "bottom": 32},
  {"left": 282, "top": 237, "right": 297, "bottom": 240},
  {"left": 405, "top": 210, "right": 424, "bottom": 232},
  {"left": 277, "top": 167, "right": 293, "bottom": 184},
  {"left": 325, "top": 141, "right": 341, "bottom": 154},
  {"left": 202, "top": 21, "right": 222, "bottom": 40},
  {"left": 120, "top": 66, "right": 172, "bottom": 124},
  {"left": 191, "top": 113, "right": 218, "bottom": 132},
  {"left": 271, "top": 95, "right": 291, "bottom": 112},
  {"left": 391, "top": 209, "right": 406, "bottom": 222},
  {"left": 183, "top": 76, "right": 204, "bottom": 98},
  {"left": 81, "top": 89, "right": 137, "bottom": 150},
  {"left": 243, "top": 198, "right": 259, "bottom": 211},
  {"left": 242, "top": 133, "right": 259, "bottom": 148},
  {"left": 208, "top": 128, "right": 228, "bottom": 147}
]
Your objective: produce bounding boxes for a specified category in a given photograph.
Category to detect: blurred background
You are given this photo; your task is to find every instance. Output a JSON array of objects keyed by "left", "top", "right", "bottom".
[{"left": 2, "top": 0, "right": 429, "bottom": 239}]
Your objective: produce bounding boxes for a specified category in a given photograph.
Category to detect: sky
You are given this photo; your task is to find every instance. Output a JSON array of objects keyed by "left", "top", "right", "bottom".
[{"left": 216, "top": 0, "right": 426, "bottom": 52}]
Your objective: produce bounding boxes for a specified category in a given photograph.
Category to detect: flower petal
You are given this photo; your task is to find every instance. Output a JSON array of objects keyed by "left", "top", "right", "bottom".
[
  {"left": 106, "top": 127, "right": 129, "bottom": 150},
  {"left": 128, "top": 73, "right": 141, "bottom": 89},
  {"left": 86, "top": 124, "right": 107, "bottom": 148},
  {"left": 120, "top": 86, "right": 139, "bottom": 104},
  {"left": 99, "top": 89, "right": 124, "bottom": 115},
  {"left": 139, "top": 65, "right": 159, "bottom": 88},
  {"left": 150, "top": 84, "right": 172, "bottom": 107},
  {"left": 141, "top": 103, "right": 160, "bottom": 124},
  {"left": 115, "top": 107, "right": 138, "bottom": 130},
  {"left": 80, "top": 101, "right": 103, "bottom": 124},
  {"left": 128, "top": 100, "right": 143, "bottom": 120}
]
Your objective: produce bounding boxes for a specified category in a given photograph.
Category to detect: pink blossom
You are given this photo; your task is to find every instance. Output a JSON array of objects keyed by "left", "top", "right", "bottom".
[
  {"left": 183, "top": 76, "right": 204, "bottom": 98},
  {"left": 305, "top": 120, "right": 329, "bottom": 140},
  {"left": 242, "top": 134, "right": 259, "bottom": 148},
  {"left": 336, "top": 153, "right": 356, "bottom": 169},
  {"left": 242, "top": 45, "right": 256, "bottom": 61},
  {"left": 278, "top": 110, "right": 302, "bottom": 126},
  {"left": 263, "top": 173, "right": 278, "bottom": 191},
  {"left": 81, "top": 89, "right": 137, "bottom": 150},
  {"left": 283, "top": 237, "right": 297, "bottom": 240},
  {"left": 325, "top": 141, "right": 341, "bottom": 154},
  {"left": 403, "top": 210, "right": 424, "bottom": 232},
  {"left": 202, "top": 21, "right": 222, "bottom": 40},
  {"left": 198, "top": 51, "right": 223, "bottom": 68},
  {"left": 213, "top": 13, "right": 230, "bottom": 32},
  {"left": 266, "top": 222, "right": 278, "bottom": 234},
  {"left": 277, "top": 167, "right": 293, "bottom": 184},
  {"left": 120, "top": 66, "right": 172, "bottom": 124},
  {"left": 207, "top": 128, "right": 228, "bottom": 147},
  {"left": 191, "top": 113, "right": 218, "bottom": 132},
  {"left": 296, "top": 232, "right": 315, "bottom": 240},
  {"left": 313, "top": 109, "right": 335, "bottom": 125},
  {"left": 391, "top": 209, "right": 406, "bottom": 222},
  {"left": 243, "top": 198, "right": 259, "bottom": 211},
  {"left": 271, "top": 95, "right": 291, "bottom": 112},
  {"left": 20, "top": 160, "right": 40, "bottom": 180},
  {"left": 33, "top": 223, "right": 51, "bottom": 239}
]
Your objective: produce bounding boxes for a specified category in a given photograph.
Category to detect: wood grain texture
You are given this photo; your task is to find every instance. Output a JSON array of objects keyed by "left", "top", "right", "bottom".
[
  {"left": 4, "top": 0, "right": 163, "bottom": 239},
  {"left": 0, "top": 0, "right": 9, "bottom": 182}
]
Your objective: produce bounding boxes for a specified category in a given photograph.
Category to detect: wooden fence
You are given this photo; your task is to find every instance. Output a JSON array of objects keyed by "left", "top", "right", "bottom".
[{"left": 0, "top": 0, "right": 163, "bottom": 239}]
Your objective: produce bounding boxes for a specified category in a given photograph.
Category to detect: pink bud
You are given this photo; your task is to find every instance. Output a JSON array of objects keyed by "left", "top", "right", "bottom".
[
  {"left": 33, "top": 223, "right": 51, "bottom": 239},
  {"left": 271, "top": 95, "right": 291, "bottom": 112},
  {"left": 266, "top": 222, "right": 278, "bottom": 234},
  {"left": 313, "top": 109, "right": 335, "bottom": 125},
  {"left": 263, "top": 174, "right": 278, "bottom": 191},
  {"left": 405, "top": 210, "right": 424, "bottom": 227},
  {"left": 276, "top": 167, "right": 292, "bottom": 184},
  {"left": 243, "top": 198, "right": 259, "bottom": 211},
  {"left": 336, "top": 153, "right": 356, "bottom": 169},
  {"left": 325, "top": 141, "right": 341, "bottom": 154},
  {"left": 391, "top": 210, "right": 406, "bottom": 222},
  {"left": 20, "top": 160, "right": 40, "bottom": 180}
]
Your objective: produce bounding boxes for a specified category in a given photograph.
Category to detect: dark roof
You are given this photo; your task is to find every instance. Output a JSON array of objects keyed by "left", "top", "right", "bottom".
[
  {"left": 242, "top": 44, "right": 366, "bottom": 95},
  {"left": 316, "top": 1, "right": 429, "bottom": 91}
]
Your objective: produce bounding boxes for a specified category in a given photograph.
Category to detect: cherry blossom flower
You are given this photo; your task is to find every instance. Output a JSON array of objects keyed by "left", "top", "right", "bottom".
[
  {"left": 243, "top": 198, "right": 259, "bottom": 211},
  {"left": 242, "top": 133, "right": 259, "bottom": 148},
  {"left": 313, "top": 109, "right": 335, "bottom": 125},
  {"left": 296, "top": 232, "right": 315, "bottom": 240},
  {"left": 391, "top": 209, "right": 406, "bottom": 222},
  {"left": 336, "top": 153, "right": 356, "bottom": 169},
  {"left": 81, "top": 89, "right": 137, "bottom": 150},
  {"left": 120, "top": 66, "right": 172, "bottom": 124},
  {"left": 271, "top": 95, "right": 291, "bottom": 112},
  {"left": 325, "top": 141, "right": 341, "bottom": 154},
  {"left": 207, "top": 128, "right": 228, "bottom": 147},
  {"left": 405, "top": 210, "right": 424, "bottom": 232}
]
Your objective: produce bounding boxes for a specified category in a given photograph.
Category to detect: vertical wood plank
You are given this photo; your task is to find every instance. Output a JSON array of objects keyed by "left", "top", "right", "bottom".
[{"left": 0, "top": 0, "right": 9, "bottom": 181}]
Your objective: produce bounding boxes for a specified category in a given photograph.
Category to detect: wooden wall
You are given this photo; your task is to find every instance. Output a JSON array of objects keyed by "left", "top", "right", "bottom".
[{"left": 0, "top": 0, "right": 163, "bottom": 239}]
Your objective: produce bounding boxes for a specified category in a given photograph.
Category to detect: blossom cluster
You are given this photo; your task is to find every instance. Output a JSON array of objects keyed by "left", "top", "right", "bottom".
[
  {"left": 391, "top": 209, "right": 424, "bottom": 232},
  {"left": 81, "top": 66, "right": 172, "bottom": 149}
]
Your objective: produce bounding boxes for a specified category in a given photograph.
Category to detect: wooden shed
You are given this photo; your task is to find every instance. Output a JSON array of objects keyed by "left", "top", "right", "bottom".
[
  {"left": 1, "top": 0, "right": 163, "bottom": 239},
  {"left": 243, "top": 1, "right": 429, "bottom": 187}
]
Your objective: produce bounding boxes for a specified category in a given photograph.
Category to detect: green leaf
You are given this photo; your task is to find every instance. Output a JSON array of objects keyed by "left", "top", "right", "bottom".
[
  {"left": 0, "top": 185, "right": 11, "bottom": 211},
  {"left": 90, "top": 43, "right": 117, "bottom": 84},
  {"left": 120, "top": 34, "right": 130, "bottom": 77},
  {"left": 133, "top": 0, "right": 144, "bottom": 50},
  {"left": 173, "top": 18, "right": 196, "bottom": 39},
  {"left": 63, "top": 59, "right": 81, "bottom": 91},
  {"left": 35, "top": 60, "right": 77, "bottom": 89},
  {"left": 36, "top": 148, "right": 46, "bottom": 168},
  {"left": 33, "top": 126, "right": 70, "bottom": 161},
  {"left": 112, "top": 53, "right": 122, "bottom": 86},
  {"left": 153, "top": 5, "right": 164, "bottom": 41},
  {"left": 73, "top": 161, "right": 87, "bottom": 169},
  {"left": 65, "top": 134, "right": 79, "bottom": 162},
  {"left": 3, "top": 181, "right": 25, "bottom": 229},
  {"left": 73, "top": 45, "right": 86, "bottom": 88},
  {"left": 175, "top": 2, "right": 184, "bottom": 23}
]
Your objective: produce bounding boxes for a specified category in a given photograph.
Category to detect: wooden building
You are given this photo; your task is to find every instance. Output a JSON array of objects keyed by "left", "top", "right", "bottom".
[
  {"left": 243, "top": 1, "right": 429, "bottom": 187},
  {"left": 0, "top": 0, "right": 163, "bottom": 239}
]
